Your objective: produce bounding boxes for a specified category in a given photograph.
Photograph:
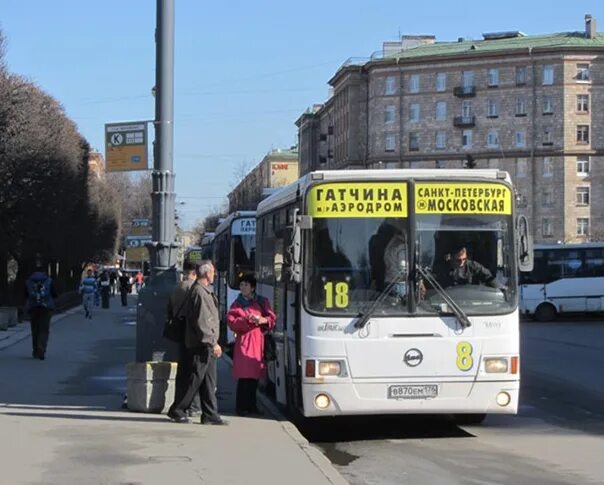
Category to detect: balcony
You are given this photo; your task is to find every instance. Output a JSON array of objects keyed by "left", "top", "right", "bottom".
[
  {"left": 453, "top": 115, "right": 476, "bottom": 127},
  {"left": 454, "top": 85, "right": 476, "bottom": 97}
]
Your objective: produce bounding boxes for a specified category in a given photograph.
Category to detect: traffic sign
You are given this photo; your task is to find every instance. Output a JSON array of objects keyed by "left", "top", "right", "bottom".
[{"left": 105, "top": 121, "right": 148, "bottom": 172}]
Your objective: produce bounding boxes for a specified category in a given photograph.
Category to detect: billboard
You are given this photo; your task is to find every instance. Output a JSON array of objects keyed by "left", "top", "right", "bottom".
[{"left": 125, "top": 234, "right": 152, "bottom": 262}]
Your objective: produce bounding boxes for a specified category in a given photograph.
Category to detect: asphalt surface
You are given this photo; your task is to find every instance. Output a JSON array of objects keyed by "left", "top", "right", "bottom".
[{"left": 296, "top": 317, "right": 604, "bottom": 485}]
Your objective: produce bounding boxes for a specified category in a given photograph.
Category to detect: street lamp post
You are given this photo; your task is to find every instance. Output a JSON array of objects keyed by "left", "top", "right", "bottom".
[{"left": 136, "top": 0, "right": 179, "bottom": 362}]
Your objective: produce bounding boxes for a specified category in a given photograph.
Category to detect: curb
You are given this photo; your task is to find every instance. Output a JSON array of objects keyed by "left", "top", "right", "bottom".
[
  {"left": 223, "top": 354, "right": 349, "bottom": 485},
  {"left": 0, "top": 307, "right": 80, "bottom": 351}
]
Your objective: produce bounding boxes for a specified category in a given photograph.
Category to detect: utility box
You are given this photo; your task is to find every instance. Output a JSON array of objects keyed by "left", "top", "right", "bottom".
[{"left": 126, "top": 361, "right": 177, "bottom": 413}]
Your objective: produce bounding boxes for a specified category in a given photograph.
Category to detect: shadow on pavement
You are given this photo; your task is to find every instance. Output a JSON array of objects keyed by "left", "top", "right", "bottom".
[{"left": 2, "top": 411, "right": 168, "bottom": 423}]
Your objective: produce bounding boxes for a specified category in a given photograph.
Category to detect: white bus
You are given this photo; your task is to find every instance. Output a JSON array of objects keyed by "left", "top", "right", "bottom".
[
  {"left": 213, "top": 212, "right": 256, "bottom": 345},
  {"left": 520, "top": 243, "right": 604, "bottom": 321},
  {"left": 255, "top": 169, "right": 532, "bottom": 423}
]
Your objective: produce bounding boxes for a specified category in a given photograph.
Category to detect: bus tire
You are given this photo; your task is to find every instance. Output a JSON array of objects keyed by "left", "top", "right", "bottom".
[
  {"left": 534, "top": 303, "right": 556, "bottom": 322},
  {"left": 454, "top": 413, "right": 487, "bottom": 425}
]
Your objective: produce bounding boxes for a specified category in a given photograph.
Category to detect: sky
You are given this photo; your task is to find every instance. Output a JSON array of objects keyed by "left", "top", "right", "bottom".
[{"left": 1, "top": 0, "right": 601, "bottom": 228}]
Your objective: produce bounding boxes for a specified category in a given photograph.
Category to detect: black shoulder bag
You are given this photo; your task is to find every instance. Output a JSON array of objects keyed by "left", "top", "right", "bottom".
[{"left": 163, "top": 287, "right": 192, "bottom": 343}]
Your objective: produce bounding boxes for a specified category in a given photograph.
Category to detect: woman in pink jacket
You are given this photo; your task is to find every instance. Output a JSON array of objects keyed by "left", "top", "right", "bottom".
[{"left": 227, "top": 274, "right": 276, "bottom": 416}]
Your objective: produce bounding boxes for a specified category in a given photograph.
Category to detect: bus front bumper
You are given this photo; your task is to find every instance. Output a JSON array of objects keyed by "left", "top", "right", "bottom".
[{"left": 301, "top": 379, "right": 519, "bottom": 418}]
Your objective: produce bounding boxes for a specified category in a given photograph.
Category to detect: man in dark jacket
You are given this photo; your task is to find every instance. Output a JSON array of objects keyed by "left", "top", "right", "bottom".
[
  {"left": 167, "top": 260, "right": 225, "bottom": 425},
  {"left": 434, "top": 246, "right": 499, "bottom": 288},
  {"left": 25, "top": 266, "right": 58, "bottom": 360},
  {"left": 166, "top": 262, "right": 201, "bottom": 417}
]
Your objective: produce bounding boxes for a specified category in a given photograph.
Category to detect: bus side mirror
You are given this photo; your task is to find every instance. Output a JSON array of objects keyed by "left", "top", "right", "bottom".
[
  {"left": 516, "top": 214, "right": 533, "bottom": 272},
  {"left": 285, "top": 211, "right": 312, "bottom": 284}
]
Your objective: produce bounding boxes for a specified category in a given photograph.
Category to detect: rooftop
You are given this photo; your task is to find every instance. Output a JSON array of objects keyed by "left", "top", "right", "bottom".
[{"left": 340, "top": 31, "right": 604, "bottom": 70}]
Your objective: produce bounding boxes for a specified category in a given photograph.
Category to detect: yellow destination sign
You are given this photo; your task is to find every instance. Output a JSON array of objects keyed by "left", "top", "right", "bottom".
[
  {"left": 105, "top": 122, "right": 148, "bottom": 172},
  {"left": 415, "top": 183, "right": 512, "bottom": 215},
  {"left": 308, "top": 182, "right": 408, "bottom": 218}
]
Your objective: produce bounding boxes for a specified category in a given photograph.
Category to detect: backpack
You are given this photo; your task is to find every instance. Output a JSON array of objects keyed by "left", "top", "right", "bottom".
[{"left": 29, "top": 278, "right": 51, "bottom": 308}]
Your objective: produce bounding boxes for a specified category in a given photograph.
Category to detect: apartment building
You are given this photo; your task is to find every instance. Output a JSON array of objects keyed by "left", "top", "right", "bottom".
[
  {"left": 296, "top": 15, "right": 603, "bottom": 243},
  {"left": 228, "top": 148, "right": 299, "bottom": 212}
]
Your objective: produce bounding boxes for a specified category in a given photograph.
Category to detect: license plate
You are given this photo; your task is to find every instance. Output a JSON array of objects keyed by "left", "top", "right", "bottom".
[{"left": 388, "top": 384, "right": 438, "bottom": 399}]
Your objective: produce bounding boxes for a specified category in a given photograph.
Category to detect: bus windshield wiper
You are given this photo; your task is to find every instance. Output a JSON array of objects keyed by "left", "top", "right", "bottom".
[
  {"left": 355, "top": 268, "right": 407, "bottom": 329},
  {"left": 417, "top": 266, "right": 472, "bottom": 329}
]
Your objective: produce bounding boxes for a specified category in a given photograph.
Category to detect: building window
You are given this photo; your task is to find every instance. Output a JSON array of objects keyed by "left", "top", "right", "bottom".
[
  {"left": 384, "top": 105, "right": 396, "bottom": 124},
  {"left": 543, "top": 95, "right": 553, "bottom": 114},
  {"left": 577, "top": 156, "right": 590, "bottom": 176},
  {"left": 385, "top": 76, "right": 397, "bottom": 95},
  {"left": 515, "top": 97, "right": 527, "bottom": 116},
  {"left": 517, "top": 158, "right": 527, "bottom": 177},
  {"left": 462, "top": 70, "right": 474, "bottom": 87},
  {"left": 516, "top": 66, "right": 528, "bottom": 85},
  {"left": 542, "top": 188, "right": 554, "bottom": 207},
  {"left": 436, "top": 72, "right": 447, "bottom": 92},
  {"left": 543, "top": 129, "right": 553, "bottom": 146},
  {"left": 515, "top": 130, "right": 526, "bottom": 148},
  {"left": 435, "top": 131, "right": 446, "bottom": 149},
  {"left": 577, "top": 218, "right": 589, "bottom": 236},
  {"left": 435, "top": 101, "right": 447, "bottom": 121},
  {"left": 409, "top": 103, "right": 420, "bottom": 122},
  {"left": 576, "top": 186, "right": 590, "bottom": 205},
  {"left": 487, "top": 68, "right": 499, "bottom": 87},
  {"left": 577, "top": 125, "right": 590, "bottom": 144},
  {"left": 487, "top": 129, "right": 499, "bottom": 148},
  {"left": 577, "top": 94, "right": 589, "bottom": 113},
  {"left": 576, "top": 63, "right": 590, "bottom": 81},
  {"left": 543, "top": 157, "right": 553, "bottom": 177},
  {"left": 542, "top": 218, "right": 553, "bottom": 237},
  {"left": 543, "top": 64, "right": 554, "bottom": 85},
  {"left": 384, "top": 134, "right": 396, "bottom": 152},
  {"left": 409, "top": 132, "right": 419, "bottom": 151},
  {"left": 462, "top": 129, "right": 473, "bottom": 149},
  {"left": 462, "top": 100, "right": 472, "bottom": 117},
  {"left": 487, "top": 99, "right": 498, "bottom": 117},
  {"left": 409, "top": 74, "right": 420, "bottom": 93}
]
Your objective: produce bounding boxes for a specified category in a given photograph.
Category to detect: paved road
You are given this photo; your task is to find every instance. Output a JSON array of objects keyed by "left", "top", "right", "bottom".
[{"left": 297, "top": 318, "right": 604, "bottom": 485}]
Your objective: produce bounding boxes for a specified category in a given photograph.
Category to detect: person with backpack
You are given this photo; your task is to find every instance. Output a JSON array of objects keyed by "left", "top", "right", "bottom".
[
  {"left": 80, "top": 269, "right": 98, "bottom": 319},
  {"left": 24, "top": 266, "right": 58, "bottom": 360}
]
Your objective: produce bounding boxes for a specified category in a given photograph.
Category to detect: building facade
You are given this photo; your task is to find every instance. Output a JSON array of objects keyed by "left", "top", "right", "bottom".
[
  {"left": 297, "top": 15, "right": 604, "bottom": 243},
  {"left": 228, "top": 148, "right": 299, "bottom": 212}
]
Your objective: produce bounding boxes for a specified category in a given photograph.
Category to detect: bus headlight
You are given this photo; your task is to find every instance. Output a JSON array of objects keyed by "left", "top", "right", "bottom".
[
  {"left": 318, "top": 361, "right": 342, "bottom": 376},
  {"left": 484, "top": 358, "right": 508, "bottom": 373}
]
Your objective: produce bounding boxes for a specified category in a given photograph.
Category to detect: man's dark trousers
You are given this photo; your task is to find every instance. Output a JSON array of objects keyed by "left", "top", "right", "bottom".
[
  {"left": 169, "top": 345, "right": 219, "bottom": 421},
  {"left": 30, "top": 308, "right": 51, "bottom": 358},
  {"left": 173, "top": 341, "right": 201, "bottom": 413}
]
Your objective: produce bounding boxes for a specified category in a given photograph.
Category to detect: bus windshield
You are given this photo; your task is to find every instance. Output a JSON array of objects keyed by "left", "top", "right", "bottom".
[
  {"left": 416, "top": 214, "right": 517, "bottom": 315},
  {"left": 229, "top": 234, "right": 255, "bottom": 288},
  {"left": 306, "top": 217, "right": 411, "bottom": 315}
]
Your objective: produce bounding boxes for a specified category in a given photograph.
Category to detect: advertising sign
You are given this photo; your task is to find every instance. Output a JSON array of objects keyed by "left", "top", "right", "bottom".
[
  {"left": 105, "top": 122, "right": 148, "bottom": 172},
  {"left": 130, "top": 218, "right": 151, "bottom": 236},
  {"left": 125, "top": 235, "right": 152, "bottom": 262}
]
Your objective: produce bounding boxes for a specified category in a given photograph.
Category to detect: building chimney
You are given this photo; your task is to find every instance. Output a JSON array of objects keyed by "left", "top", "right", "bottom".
[{"left": 585, "top": 14, "right": 596, "bottom": 39}]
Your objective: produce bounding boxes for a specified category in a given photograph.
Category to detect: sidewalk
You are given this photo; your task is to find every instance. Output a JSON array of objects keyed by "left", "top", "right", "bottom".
[{"left": 0, "top": 296, "right": 347, "bottom": 485}]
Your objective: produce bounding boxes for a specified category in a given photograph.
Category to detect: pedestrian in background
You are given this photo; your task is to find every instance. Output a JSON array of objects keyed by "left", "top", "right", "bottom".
[
  {"left": 227, "top": 274, "right": 276, "bottom": 416},
  {"left": 109, "top": 271, "right": 117, "bottom": 296},
  {"left": 134, "top": 271, "right": 144, "bottom": 293},
  {"left": 118, "top": 272, "right": 130, "bottom": 307},
  {"left": 80, "top": 269, "right": 97, "bottom": 319},
  {"left": 99, "top": 271, "right": 111, "bottom": 309},
  {"left": 25, "top": 265, "right": 57, "bottom": 360},
  {"left": 166, "top": 262, "right": 202, "bottom": 417},
  {"left": 167, "top": 260, "right": 226, "bottom": 425}
]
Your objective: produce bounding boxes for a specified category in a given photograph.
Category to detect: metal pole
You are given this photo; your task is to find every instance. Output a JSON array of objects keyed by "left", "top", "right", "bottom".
[
  {"left": 136, "top": 0, "right": 179, "bottom": 362},
  {"left": 150, "top": 0, "right": 177, "bottom": 272}
]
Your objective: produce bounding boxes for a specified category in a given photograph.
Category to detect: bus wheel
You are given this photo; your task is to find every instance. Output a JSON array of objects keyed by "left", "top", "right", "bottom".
[
  {"left": 454, "top": 413, "right": 487, "bottom": 425},
  {"left": 534, "top": 303, "right": 556, "bottom": 322}
]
